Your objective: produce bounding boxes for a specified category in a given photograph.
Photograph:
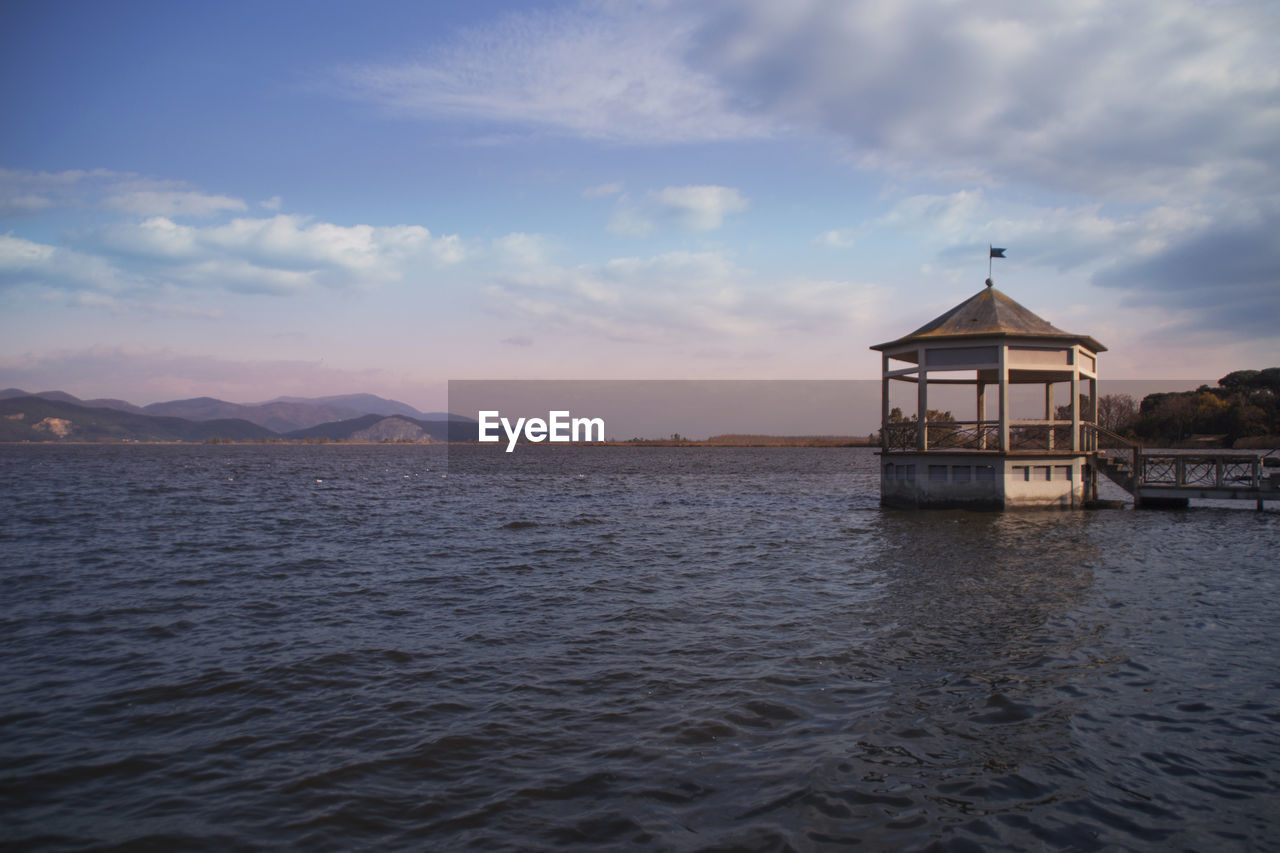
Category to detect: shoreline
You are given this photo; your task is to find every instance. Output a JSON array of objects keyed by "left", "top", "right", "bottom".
[{"left": 1, "top": 438, "right": 879, "bottom": 448}]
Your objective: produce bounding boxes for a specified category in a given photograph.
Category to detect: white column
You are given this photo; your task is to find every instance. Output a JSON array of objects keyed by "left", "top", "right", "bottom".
[
  {"left": 1045, "top": 382, "right": 1055, "bottom": 450},
  {"left": 917, "top": 347, "right": 928, "bottom": 451},
  {"left": 977, "top": 381, "right": 987, "bottom": 450},
  {"left": 881, "top": 352, "right": 890, "bottom": 450},
  {"left": 1071, "top": 356, "right": 1081, "bottom": 452},
  {"left": 998, "top": 345, "right": 1009, "bottom": 451}
]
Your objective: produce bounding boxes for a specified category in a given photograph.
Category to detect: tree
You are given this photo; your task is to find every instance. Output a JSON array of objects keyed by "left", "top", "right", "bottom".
[
  {"left": 1219, "top": 369, "right": 1260, "bottom": 390},
  {"left": 1096, "top": 394, "right": 1137, "bottom": 434}
]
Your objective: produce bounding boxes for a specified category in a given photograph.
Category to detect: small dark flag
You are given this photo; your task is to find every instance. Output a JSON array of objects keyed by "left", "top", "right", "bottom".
[{"left": 990, "top": 247, "right": 1006, "bottom": 258}]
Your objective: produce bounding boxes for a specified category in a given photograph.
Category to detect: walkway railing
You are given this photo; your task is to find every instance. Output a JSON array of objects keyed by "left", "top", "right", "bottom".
[
  {"left": 1082, "top": 424, "right": 1275, "bottom": 507},
  {"left": 1137, "top": 454, "right": 1267, "bottom": 489}
]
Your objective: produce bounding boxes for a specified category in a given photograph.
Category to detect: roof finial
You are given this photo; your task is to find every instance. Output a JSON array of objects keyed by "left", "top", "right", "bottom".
[{"left": 985, "top": 278, "right": 993, "bottom": 288}]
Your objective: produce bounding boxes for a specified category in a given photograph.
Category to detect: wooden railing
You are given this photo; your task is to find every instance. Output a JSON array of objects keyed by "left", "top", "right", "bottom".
[
  {"left": 1079, "top": 422, "right": 1139, "bottom": 453},
  {"left": 1009, "top": 422, "right": 1074, "bottom": 451},
  {"left": 1138, "top": 454, "right": 1265, "bottom": 489},
  {"left": 882, "top": 420, "right": 1080, "bottom": 452}
]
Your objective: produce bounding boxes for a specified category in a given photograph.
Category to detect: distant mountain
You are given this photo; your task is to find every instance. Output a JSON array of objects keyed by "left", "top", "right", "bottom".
[
  {"left": 284, "top": 414, "right": 473, "bottom": 443},
  {"left": 0, "top": 388, "right": 145, "bottom": 414},
  {"left": 0, "top": 396, "right": 275, "bottom": 442},
  {"left": 141, "top": 397, "right": 366, "bottom": 433},
  {"left": 0, "top": 388, "right": 475, "bottom": 442},
  {"left": 260, "top": 393, "right": 440, "bottom": 420}
]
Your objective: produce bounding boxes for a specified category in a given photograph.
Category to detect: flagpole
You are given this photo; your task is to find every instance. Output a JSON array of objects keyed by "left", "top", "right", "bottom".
[{"left": 986, "top": 246, "right": 1005, "bottom": 287}]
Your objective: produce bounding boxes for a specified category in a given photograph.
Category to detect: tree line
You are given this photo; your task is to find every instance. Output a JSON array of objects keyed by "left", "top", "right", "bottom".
[{"left": 1096, "top": 368, "right": 1279, "bottom": 446}]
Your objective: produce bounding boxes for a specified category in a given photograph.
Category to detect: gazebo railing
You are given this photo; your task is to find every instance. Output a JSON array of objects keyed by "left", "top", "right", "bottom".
[
  {"left": 929, "top": 421, "right": 1001, "bottom": 449},
  {"left": 882, "top": 420, "right": 1085, "bottom": 452},
  {"left": 1009, "top": 421, "right": 1075, "bottom": 450},
  {"left": 882, "top": 422, "right": 918, "bottom": 450}
]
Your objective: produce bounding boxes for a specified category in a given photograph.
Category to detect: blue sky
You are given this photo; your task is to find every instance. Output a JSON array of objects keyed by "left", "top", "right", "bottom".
[{"left": 1, "top": 0, "right": 1276, "bottom": 410}]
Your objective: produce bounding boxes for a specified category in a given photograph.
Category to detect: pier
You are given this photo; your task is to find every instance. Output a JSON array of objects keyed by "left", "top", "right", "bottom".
[{"left": 1086, "top": 425, "right": 1278, "bottom": 509}]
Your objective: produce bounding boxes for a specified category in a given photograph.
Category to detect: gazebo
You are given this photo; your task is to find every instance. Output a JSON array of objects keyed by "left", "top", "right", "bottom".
[{"left": 871, "top": 282, "right": 1105, "bottom": 508}]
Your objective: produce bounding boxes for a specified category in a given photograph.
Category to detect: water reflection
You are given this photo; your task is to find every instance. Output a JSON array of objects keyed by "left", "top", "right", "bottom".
[{"left": 759, "top": 510, "right": 1119, "bottom": 847}]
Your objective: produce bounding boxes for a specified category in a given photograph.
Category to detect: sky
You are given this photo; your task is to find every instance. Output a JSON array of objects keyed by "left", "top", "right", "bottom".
[{"left": 1, "top": 0, "right": 1276, "bottom": 412}]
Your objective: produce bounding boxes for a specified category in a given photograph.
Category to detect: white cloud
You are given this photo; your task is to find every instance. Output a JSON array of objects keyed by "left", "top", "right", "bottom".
[
  {"left": 482, "top": 243, "right": 883, "bottom": 347},
  {"left": 105, "top": 190, "right": 247, "bottom": 217},
  {"left": 605, "top": 198, "right": 654, "bottom": 238},
  {"left": 332, "top": 1, "right": 1275, "bottom": 207},
  {"left": 652, "top": 185, "right": 749, "bottom": 230},
  {"left": 197, "top": 215, "right": 462, "bottom": 273},
  {"left": 827, "top": 184, "right": 1280, "bottom": 344},
  {"left": 0, "top": 167, "right": 251, "bottom": 219},
  {"left": 3, "top": 212, "right": 465, "bottom": 300},
  {"left": 333, "top": 6, "right": 770, "bottom": 144},
  {"left": 815, "top": 229, "right": 857, "bottom": 248},
  {"left": 0, "top": 233, "right": 57, "bottom": 270},
  {"left": 691, "top": 0, "right": 1279, "bottom": 202},
  {"left": 0, "top": 233, "right": 139, "bottom": 294},
  {"left": 831, "top": 187, "right": 1218, "bottom": 277},
  {"left": 607, "top": 184, "right": 749, "bottom": 236}
]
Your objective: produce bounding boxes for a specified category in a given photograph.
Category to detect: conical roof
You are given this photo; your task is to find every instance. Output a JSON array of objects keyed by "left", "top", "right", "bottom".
[{"left": 871, "top": 284, "right": 1105, "bottom": 352}]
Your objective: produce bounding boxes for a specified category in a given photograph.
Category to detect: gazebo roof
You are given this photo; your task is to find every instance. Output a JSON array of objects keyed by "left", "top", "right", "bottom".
[{"left": 871, "top": 284, "right": 1106, "bottom": 353}]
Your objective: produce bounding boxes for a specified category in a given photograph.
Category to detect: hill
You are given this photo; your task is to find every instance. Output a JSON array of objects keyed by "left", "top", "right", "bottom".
[
  {"left": 284, "top": 414, "right": 472, "bottom": 443},
  {"left": 141, "top": 396, "right": 369, "bottom": 432},
  {"left": 0, "top": 388, "right": 477, "bottom": 443},
  {"left": 0, "top": 388, "right": 145, "bottom": 414},
  {"left": 0, "top": 396, "right": 275, "bottom": 442},
  {"left": 259, "top": 393, "right": 443, "bottom": 420},
  {"left": 2, "top": 388, "right": 450, "bottom": 432}
]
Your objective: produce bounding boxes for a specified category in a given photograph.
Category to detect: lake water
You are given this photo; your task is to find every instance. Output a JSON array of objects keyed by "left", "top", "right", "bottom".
[{"left": 2, "top": 444, "right": 1278, "bottom": 850}]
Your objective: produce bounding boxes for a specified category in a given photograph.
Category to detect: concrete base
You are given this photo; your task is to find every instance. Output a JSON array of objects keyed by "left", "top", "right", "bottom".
[{"left": 880, "top": 452, "right": 1088, "bottom": 510}]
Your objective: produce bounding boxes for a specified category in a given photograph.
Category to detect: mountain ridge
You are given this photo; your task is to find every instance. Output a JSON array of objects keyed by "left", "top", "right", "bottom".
[
  {"left": 0, "top": 392, "right": 476, "bottom": 443},
  {"left": 0, "top": 396, "right": 276, "bottom": 442},
  {"left": 1, "top": 388, "right": 462, "bottom": 434}
]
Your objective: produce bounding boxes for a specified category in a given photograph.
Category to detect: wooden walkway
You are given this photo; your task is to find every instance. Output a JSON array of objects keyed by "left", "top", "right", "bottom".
[{"left": 1093, "top": 446, "right": 1279, "bottom": 509}]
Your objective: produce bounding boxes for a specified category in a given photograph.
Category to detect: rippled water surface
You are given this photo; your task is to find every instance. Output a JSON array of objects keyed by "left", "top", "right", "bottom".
[{"left": 2, "top": 444, "right": 1278, "bottom": 850}]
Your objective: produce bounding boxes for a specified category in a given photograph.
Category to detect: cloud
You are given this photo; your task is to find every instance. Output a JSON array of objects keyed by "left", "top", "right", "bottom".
[
  {"left": 0, "top": 233, "right": 140, "bottom": 295},
  {"left": 828, "top": 187, "right": 1221, "bottom": 278},
  {"left": 482, "top": 244, "right": 883, "bottom": 346},
  {"left": 319, "top": 0, "right": 1276, "bottom": 352},
  {"left": 3, "top": 213, "right": 465, "bottom": 299},
  {"left": 653, "top": 185, "right": 749, "bottom": 230},
  {"left": 605, "top": 198, "right": 655, "bottom": 238},
  {"left": 0, "top": 168, "right": 252, "bottom": 219},
  {"left": 331, "top": 1, "right": 1275, "bottom": 205},
  {"left": 690, "top": 0, "right": 1278, "bottom": 202},
  {"left": 1092, "top": 205, "right": 1280, "bottom": 339},
  {"left": 607, "top": 185, "right": 749, "bottom": 236},
  {"left": 104, "top": 190, "right": 247, "bottom": 217},
  {"left": 333, "top": 6, "right": 770, "bottom": 143},
  {"left": 822, "top": 183, "right": 1279, "bottom": 348},
  {"left": 815, "top": 229, "right": 857, "bottom": 248}
]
